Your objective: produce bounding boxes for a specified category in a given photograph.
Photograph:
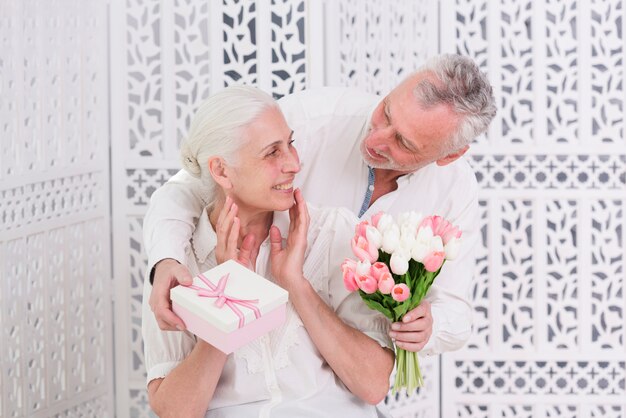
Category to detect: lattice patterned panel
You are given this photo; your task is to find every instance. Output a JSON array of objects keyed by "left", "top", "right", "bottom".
[
  {"left": 589, "top": 0, "right": 624, "bottom": 145},
  {"left": 454, "top": 0, "right": 489, "bottom": 146},
  {"left": 469, "top": 154, "right": 626, "bottom": 190},
  {"left": 125, "top": 169, "right": 181, "bottom": 207},
  {"left": 53, "top": 395, "right": 111, "bottom": 418},
  {"left": 126, "top": 0, "right": 163, "bottom": 159},
  {"left": 1, "top": 0, "right": 112, "bottom": 416},
  {"left": 270, "top": 0, "right": 306, "bottom": 99},
  {"left": 129, "top": 217, "right": 149, "bottom": 382},
  {"left": 454, "top": 360, "right": 625, "bottom": 396},
  {"left": 173, "top": 0, "right": 211, "bottom": 147},
  {"left": 111, "top": 1, "right": 438, "bottom": 416},
  {"left": 589, "top": 405, "right": 625, "bottom": 417},
  {"left": 499, "top": 0, "right": 534, "bottom": 144},
  {"left": 590, "top": 200, "right": 624, "bottom": 350},
  {"left": 0, "top": 172, "right": 104, "bottom": 232},
  {"left": 545, "top": 0, "right": 578, "bottom": 145},
  {"left": 385, "top": 355, "right": 438, "bottom": 418},
  {"left": 545, "top": 200, "right": 578, "bottom": 349},
  {"left": 500, "top": 200, "right": 534, "bottom": 350},
  {"left": 467, "top": 200, "right": 490, "bottom": 350},
  {"left": 332, "top": 0, "right": 432, "bottom": 93},
  {"left": 222, "top": 0, "right": 258, "bottom": 87}
]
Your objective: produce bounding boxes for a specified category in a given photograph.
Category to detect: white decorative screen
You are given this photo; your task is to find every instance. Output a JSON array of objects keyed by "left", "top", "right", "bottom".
[
  {"left": 0, "top": 0, "right": 114, "bottom": 417},
  {"left": 110, "top": 0, "right": 435, "bottom": 416},
  {"left": 442, "top": 0, "right": 626, "bottom": 416}
]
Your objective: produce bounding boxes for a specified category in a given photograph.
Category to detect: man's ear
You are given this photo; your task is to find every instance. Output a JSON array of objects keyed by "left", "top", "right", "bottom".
[
  {"left": 436, "top": 145, "right": 469, "bottom": 167},
  {"left": 208, "top": 157, "right": 232, "bottom": 189}
]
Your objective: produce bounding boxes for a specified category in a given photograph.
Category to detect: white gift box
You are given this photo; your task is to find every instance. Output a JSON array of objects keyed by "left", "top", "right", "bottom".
[{"left": 171, "top": 260, "right": 289, "bottom": 354}]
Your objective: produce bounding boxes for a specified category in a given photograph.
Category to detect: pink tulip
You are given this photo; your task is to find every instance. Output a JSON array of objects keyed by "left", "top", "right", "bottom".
[
  {"left": 370, "top": 211, "right": 385, "bottom": 228},
  {"left": 423, "top": 251, "right": 445, "bottom": 272},
  {"left": 355, "top": 273, "right": 378, "bottom": 294},
  {"left": 370, "top": 262, "right": 390, "bottom": 281},
  {"left": 420, "top": 215, "right": 462, "bottom": 245},
  {"left": 391, "top": 283, "right": 410, "bottom": 302},
  {"left": 343, "top": 268, "right": 359, "bottom": 292},
  {"left": 354, "top": 220, "right": 371, "bottom": 239},
  {"left": 341, "top": 258, "right": 357, "bottom": 273},
  {"left": 377, "top": 272, "right": 395, "bottom": 294},
  {"left": 351, "top": 235, "right": 378, "bottom": 263},
  {"left": 341, "top": 259, "right": 359, "bottom": 292}
]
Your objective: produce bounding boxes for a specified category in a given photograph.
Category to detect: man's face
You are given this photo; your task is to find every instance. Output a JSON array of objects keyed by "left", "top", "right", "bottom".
[{"left": 360, "top": 73, "right": 461, "bottom": 173}]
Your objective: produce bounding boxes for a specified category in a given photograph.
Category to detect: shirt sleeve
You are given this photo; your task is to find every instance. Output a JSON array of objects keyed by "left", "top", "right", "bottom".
[
  {"left": 420, "top": 177, "right": 479, "bottom": 356},
  {"left": 143, "top": 169, "right": 206, "bottom": 273},
  {"left": 324, "top": 208, "right": 393, "bottom": 350},
  {"left": 141, "top": 268, "right": 197, "bottom": 385}
]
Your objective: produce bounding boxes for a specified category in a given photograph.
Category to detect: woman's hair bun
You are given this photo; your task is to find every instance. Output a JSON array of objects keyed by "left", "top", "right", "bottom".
[{"left": 180, "top": 140, "right": 202, "bottom": 178}]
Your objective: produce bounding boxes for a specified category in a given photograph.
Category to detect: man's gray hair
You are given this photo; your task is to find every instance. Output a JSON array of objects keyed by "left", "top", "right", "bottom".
[
  {"left": 415, "top": 54, "right": 496, "bottom": 154},
  {"left": 180, "top": 85, "right": 277, "bottom": 207}
]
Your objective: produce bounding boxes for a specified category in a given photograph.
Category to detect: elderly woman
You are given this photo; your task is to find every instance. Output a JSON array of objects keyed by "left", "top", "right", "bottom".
[{"left": 141, "top": 86, "right": 394, "bottom": 417}]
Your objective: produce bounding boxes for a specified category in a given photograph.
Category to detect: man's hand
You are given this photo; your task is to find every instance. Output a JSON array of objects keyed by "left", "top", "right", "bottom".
[
  {"left": 149, "top": 258, "right": 193, "bottom": 331},
  {"left": 388, "top": 300, "right": 433, "bottom": 352}
]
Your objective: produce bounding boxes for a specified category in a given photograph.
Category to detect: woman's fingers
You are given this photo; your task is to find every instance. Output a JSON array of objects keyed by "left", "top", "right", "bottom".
[
  {"left": 227, "top": 217, "right": 240, "bottom": 257},
  {"left": 216, "top": 197, "right": 239, "bottom": 263},
  {"left": 215, "top": 195, "right": 232, "bottom": 230}
]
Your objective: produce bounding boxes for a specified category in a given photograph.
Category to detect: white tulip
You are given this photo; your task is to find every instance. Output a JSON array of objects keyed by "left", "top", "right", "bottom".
[
  {"left": 398, "top": 211, "right": 423, "bottom": 230},
  {"left": 356, "top": 260, "right": 371, "bottom": 276},
  {"left": 411, "top": 241, "right": 429, "bottom": 262},
  {"left": 430, "top": 235, "right": 444, "bottom": 252},
  {"left": 416, "top": 226, "right": 434, "bottom": 242},
  {"left": 390, "top": 252, "right": 409, "bottom": 275},
  {"left": 375, "top": 213, "right": 394, "bottom": 234},
  {"left": 381, "top": 224, "right": 400, "bottom": 254},
  {"left": 444, "top": 237, "right": 462, "bottom": 260},
  {"left": 365, "top": 225, "right": 383, "bottom": 249},
  {"left": 400, "top": 224, "right": 417, "bottom": 245}
]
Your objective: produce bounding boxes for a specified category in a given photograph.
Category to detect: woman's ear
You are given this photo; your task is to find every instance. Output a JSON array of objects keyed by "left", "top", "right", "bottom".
[{"left": 207, "top": 157, "right": 233, "bottom": 189}]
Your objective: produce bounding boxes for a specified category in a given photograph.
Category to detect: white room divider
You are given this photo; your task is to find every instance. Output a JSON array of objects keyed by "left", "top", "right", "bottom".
[
  {"left": 109, "top": 0, "right": 437, "bottom": 416},
  {"left": 0, "top": 0, "right": 114, "bottom": 416},
  {"left": 441, "top": 0, "right": 626, "bottom": 416}
]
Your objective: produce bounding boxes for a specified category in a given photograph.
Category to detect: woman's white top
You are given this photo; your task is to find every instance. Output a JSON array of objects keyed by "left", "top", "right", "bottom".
[{"left": 142, "top": 205, "right": 392, "bottom": 417}]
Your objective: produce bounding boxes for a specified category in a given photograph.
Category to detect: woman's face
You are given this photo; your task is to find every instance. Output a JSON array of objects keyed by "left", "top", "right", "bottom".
[{"left": 225, "top": 106, "right": 300, "bottom": 213}]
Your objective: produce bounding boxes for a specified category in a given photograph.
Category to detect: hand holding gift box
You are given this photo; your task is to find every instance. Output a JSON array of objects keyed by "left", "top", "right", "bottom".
[{"left": 171, "top": 260, "right": 289, "bottom": 354}]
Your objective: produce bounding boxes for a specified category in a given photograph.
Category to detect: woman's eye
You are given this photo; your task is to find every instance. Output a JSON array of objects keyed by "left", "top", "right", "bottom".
[{"left": 267, "top": 149, "right": 279, "bottom": 157}]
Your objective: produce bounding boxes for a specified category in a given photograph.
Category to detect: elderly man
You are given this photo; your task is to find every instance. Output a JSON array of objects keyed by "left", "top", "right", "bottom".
[{"left": 144, "top": 54, "right": 496, "bottom": 357}]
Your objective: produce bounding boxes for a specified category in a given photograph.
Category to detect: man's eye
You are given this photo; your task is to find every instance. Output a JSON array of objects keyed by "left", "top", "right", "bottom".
[{"left": 267, "top": 149, "right": 278, "bottom": 157}]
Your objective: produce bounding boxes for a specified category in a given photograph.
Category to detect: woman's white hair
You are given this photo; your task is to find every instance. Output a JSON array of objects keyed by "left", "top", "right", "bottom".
[{"left": 180, "top": 85, "right": 277, "bottom": 207}]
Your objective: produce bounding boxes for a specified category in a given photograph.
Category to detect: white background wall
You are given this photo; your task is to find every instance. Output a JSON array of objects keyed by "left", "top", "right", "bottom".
[{"left": 1, "top": 0, "right": 625, "bottom": 417}]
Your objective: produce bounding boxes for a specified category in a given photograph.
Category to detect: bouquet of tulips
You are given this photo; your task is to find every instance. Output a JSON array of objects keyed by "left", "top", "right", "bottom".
[{"left": 342, "top": 211, "right": 462, "bottom": 394}]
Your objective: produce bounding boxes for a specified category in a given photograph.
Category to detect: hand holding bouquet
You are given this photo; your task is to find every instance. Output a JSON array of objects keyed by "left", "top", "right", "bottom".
[{"left": 342, "top": 211, "right": 462, "bottom": 394}]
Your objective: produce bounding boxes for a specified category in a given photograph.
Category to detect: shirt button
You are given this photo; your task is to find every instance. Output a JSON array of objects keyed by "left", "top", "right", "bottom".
[{"left": 368, "top": 185, "right": 374, "bottom": 191}]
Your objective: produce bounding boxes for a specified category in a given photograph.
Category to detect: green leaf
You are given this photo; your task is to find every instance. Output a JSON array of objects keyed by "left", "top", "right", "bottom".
[
  {"left": 362, "top": 297, "right": 394, "bottom": 320},
  {"left": 393, "top": 300, "right": 412, "bottom": 318}
]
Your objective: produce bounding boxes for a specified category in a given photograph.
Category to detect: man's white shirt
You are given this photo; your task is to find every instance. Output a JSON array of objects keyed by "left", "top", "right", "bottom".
[{"left": 143, "top": 87, "right": 479, "bottom": 357}]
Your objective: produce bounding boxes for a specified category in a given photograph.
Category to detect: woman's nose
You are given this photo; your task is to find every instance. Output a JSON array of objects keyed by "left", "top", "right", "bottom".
[{"left": 283, "top": 152, "right": 301, "bottom": 173}]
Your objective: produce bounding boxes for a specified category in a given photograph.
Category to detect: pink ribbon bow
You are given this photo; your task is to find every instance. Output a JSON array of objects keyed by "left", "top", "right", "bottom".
[{"left": 189, "top": 273, "right": 261, "bottom": 329}]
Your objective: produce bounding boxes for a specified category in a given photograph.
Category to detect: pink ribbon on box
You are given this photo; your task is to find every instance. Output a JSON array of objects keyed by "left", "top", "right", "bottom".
[{"left": 189, "top": 273, "right": 261, "bottom": 329}]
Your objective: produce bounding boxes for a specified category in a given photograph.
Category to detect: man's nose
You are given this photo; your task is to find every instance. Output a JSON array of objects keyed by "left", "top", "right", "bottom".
[{"left": 369, "top": 125, "right": 395, "bottom": 146}]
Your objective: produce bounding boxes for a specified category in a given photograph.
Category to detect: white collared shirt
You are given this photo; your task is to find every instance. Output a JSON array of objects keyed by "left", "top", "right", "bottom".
[
  {"left": 142, "top": 206, "right": 392, "bottom": 417},
  {"left": 143, "top": 87, "right": 479, "bottom": 357}
]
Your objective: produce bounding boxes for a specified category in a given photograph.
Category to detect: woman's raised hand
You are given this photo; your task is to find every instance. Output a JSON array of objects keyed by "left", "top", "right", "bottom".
[
  {"left": 214, "top": 196, "right": 257, "bottom": 270},
  {"left": 269, "top": 189, "right": 310, "bottom": 290}
]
